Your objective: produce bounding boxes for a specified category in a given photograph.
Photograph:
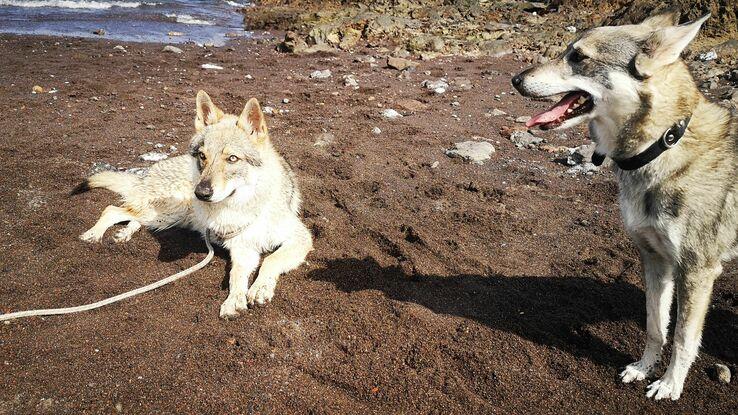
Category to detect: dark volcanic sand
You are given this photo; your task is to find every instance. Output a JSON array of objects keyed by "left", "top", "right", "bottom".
[{"left": 0, "top": 35, "right": 736, "bottom": 414}]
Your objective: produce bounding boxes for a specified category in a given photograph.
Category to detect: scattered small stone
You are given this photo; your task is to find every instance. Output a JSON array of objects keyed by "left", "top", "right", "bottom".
[
  {"left": 313, "top": 132, "right": 335, "bottom": 147},
  {"left": 372, "top": 127, "right": 382, "bottom": 135},
  {"left": 113, "top": 45, "right": 126, "bottom": 52},
  {"left": 451, "top": 101, "right": 460, "bottom": 107},
  {"left": 396, "top": 99, "right": 428, "bottom": 112},
  {"left": 715, "top": 363, "right": 731, "bottom": 384},
  {"left": 387, "top": 56, "right": 418, "bottom": 71},
  {"left": 510, "top": 130, "right": 543, "bottom": 148},
  {"left": 381, "top": 108, "right": 403, "bottom": 120},
  {"left": 201, "top": 63, "right": 223, "bottom": 70},
  {"left": 163, "top": 45, "right": 183, "bottom": 54},
  {"left": 445, "top": 141, "right": 495, "bottom": 165},
  {"left": 263, "top": 106, "right": 275, "bottom": 116},
  {"left": 245, "top": 74, "right": 253, "bottom": 80},
  {"left": 491, "top": 108, "right": 506, "bottom": 116},
  {"left": 32, "top": 85, "right": 44, "bottom": 94},
  {"left": 146, "top": 124, "right": 155, "bottom": 130},
  {"left": 567, "top": 162, "right": 599, "bottom": 175},
  {"left": 90, "top": 161, "right": 117, "bottom": 175},
  {"left": 310, "top": 69, "right": 332, "bottom": 79},
  {"left": 430, "top": 161, "right": 439, "bottom": 169},
  {"left": 565, "top": 26, "right": 577, "bottom": 33},
  {"left": 422, "top": 79, "right": 449, "bottom": 94},
  {"left": 699, "top": 50, "right": 717, "bottom": 61},
  {"left": 93, "top": 28, "right": 106, "bottom": 36},
  {"left": 282, "top": 98, "right": 290, "bottom": 104},
  {"left": 343, "top": 74, "right": 359, "bottom": 88},
  {"left": 115, "top": 403, "right": 123, "bottom": 413},
  {"left": 140, "top": 152, "right": 168, "bottom": 162},
  {"left": 355, "top": 55, "right": 376, "bottom": 64},
  {"left": 515, "top": 115, "right": 532, "bottom": 123}
]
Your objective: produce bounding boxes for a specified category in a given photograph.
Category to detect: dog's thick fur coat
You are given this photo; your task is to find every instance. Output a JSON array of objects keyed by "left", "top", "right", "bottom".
[
  {"left": 78, "top": 92, "right": 313, "bottom": 319},
  {"left": 514, "top": 11, "right": 737, "bottom": 400}
]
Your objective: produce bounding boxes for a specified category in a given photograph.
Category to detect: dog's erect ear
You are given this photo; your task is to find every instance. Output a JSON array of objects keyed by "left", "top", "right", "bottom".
[
  {"left": 640, "top": 9, "right": 680, "bottom": 30},
  {"left": 195, "top": 90, "right": 224, "bottom": 132},
  {"left": 634, "top": 13, "right": 709, "bottom": 78},
  {"left": 237, "top": 98, "right": 269, "bottom": 141}
]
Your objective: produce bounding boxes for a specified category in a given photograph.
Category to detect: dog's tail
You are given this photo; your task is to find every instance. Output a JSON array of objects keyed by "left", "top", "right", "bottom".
[{"left": 71, "top": 171, "right": 140, "bottom": 197}]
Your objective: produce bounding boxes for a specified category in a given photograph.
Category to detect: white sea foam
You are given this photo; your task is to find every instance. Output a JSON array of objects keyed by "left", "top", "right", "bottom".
[
  {"left": 164, "top": 13, "right": 214, "bottom": 26},
  {"left": 222, "top": 0, "right": 247, "bottom": 7},
  {"left": 0, "top": 0, "right": 145, "bottom": 9}
]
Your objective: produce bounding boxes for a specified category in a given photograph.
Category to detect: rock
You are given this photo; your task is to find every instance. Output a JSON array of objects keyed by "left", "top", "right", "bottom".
[
  {"left": 313, "top": 132, "right": 335, "bottom": 147},
  {"left": 140, "top": 152, "right": 168, "bottom": 162},
  {"left": 113, "top": 45, "right": 126, "bottom": 52},
  {"left": 32, "top": 85, "right": 44, "bottom": 94},
  {"left": 490, "top": 108, "right": 506, "bottom": 116},
  {"left": 430, "top": 36, "right": 445, "bottom": 52},
  {"left": 90, "top": 161, "right": 117, "bottom": 175},
  {"left": 167, "top": 31, "right": 184, "bottom": 36},
  {"left": 381, "top": 109, "right": 403, "bottom": 120},
  {"left": 699, "top": 50, "right": 718, "bottom": 62},
  {"left": 372, "top": 127, "right": 382, "bottom": 135},
  {"left": 282, "top": 98, "right": 290, "bottom": 104},
  {"left": 715, "top": 39, "right": 738, "bottom": 60},
  {"left": 146, "top": 124, "right": 155, "bottom": 130},
  {"left": 565, "top": 26, "right": 577, "bottom": 33},
  {"left": 567, "top": 162, "right": 599, "bottom": 175},
  {"left": 310, "top": 69, "right": 332, "bottom": 79},
  {"left": 387, "top": 56, "right": 418, "bottom": 71},
  {"left": 422, "top": 78, "right": 449, "bottom": 94},
  {"left": 339, "top": 28, "right": 362, "bottom": 50},
  {"left": 263, "top": 106, "right": 274, "bottom": 115},
  {"left": 279, "top": 31, "right": 308, "bottom": 53},
  {"left": 93, "top": 28, "right": 106, "bottom": 36},
  {"left": 450, "top": 77, "right": 473, "bottom": 91},
  {"left": 445, "top": 141, "right": 495, "bottom": 165},
  {"left": 201, "top": 63, "right": 223, "bottom": 70},
  {"left": 515, "top": 115, "right": 532, "bottom": 123},
  {"left": 163, "top": 45, "right": 183, "bottom": 54},
  {"left": 355, "top": 55, "right": 376, "bottom": 64},
  {"left": 343, "top": 74, "right": 359, "bottom": 89},
  {"left": 397, "top": 99, "right": 429, "bottom": 112},
  {"left": 479, "top": 40, "right": 511, "bottom": 57},
  {"left": 715, "top": 363, "right": 731, "bottom": 384},
  {"left": 510, "top": 130, "right": 543, "bottom": 148}
]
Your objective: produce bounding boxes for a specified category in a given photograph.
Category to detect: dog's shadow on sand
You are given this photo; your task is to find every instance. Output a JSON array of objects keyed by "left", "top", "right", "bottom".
[
  {"left": 152, "top": 228, "right": 232, "bottom": 289},
  {"left": 307, "top": 257, "right": 738, "bottom": 368}
]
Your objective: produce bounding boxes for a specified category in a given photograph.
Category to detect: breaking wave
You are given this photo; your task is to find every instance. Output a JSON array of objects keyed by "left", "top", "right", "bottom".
[{"left": 0, "top": 0, "right": 150, "bottom": 9}]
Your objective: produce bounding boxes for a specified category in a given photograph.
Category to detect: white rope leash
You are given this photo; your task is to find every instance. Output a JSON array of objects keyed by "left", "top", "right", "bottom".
[{"left": 0, "top": 234, "right": 214, "bottom": 322}]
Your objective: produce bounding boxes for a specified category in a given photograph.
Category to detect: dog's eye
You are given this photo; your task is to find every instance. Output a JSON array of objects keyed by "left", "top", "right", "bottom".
[
  {"left": 227, "top": 155, "right": 240, "bottom": 163},
  {"left": 569, "top": 49, "right": 588, "bottom": 63},
  {"left": 198, "top": 152, "right": 206, "bottom": 161}
]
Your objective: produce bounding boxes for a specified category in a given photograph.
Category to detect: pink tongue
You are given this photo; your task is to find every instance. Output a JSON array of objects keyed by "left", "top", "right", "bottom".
[{"left": 526, "top": 92, "right": 582, "bottom": 128}]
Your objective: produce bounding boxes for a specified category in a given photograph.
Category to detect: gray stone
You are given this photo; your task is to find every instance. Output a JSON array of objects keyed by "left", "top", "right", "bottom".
[
  {"left": 515, "top": 115, "right": 532, "bottom": 123},
  {"left": 510, "top": 131, "right": 543, "bottom": 148},
  {"left": 343, "top": 74, "right": 359, "bottom": 88},
  {"left": 381, "top": 108, "right": 403, "bottom": 119},
  {"left": 490, "top": 108, "right": 506, "bottom": 116},
  {"left": 139, "top": 152, "right": 168, "bottom": 162},
  {"left": 310, "top": 69, "right": 332, "bottom": 79},
  {"left": 446, "top": 141, "right": 495, "bottom": 165},
  {"left": 313, "top": 132, "right": 335, "bottom": 147},
  {"left": 163, "top": 45, "right": 183, "bottom": 54},
  {"left": 387, "top": 56, "right": 418, "bottom": 71},
  {"left": 372, "top": 127, "right": 382, "bottom": 135},
  {"left": 715, "top": 363, "right": 731, "bottom": 384}
]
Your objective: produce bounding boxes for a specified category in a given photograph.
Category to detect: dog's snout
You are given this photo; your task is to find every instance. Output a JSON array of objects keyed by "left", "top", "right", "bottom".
[{"left": 195, "top": 180, "right": 214, "bottom": 201}]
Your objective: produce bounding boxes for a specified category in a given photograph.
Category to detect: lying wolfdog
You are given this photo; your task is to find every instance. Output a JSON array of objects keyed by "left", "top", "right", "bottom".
[
  {"left": 513, "top": 11, "right": 736, "bottom": 400},
  {"left": 76, "top": 92, "right": 313, "bottom": 319}
]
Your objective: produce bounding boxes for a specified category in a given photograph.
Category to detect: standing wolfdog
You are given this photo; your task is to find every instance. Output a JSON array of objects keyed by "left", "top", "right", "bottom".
[
  {"left": 513, "top": 11, "right": 737, "bottom": 400},
  {"left": 77, "top": 91, "right": 313, "bottom": 319}
]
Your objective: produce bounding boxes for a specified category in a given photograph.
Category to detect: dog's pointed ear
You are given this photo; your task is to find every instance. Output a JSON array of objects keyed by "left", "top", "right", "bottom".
[
  {"left": 640, "top": 9, "right": 680, "bottom": 30},
  {"left": 237, "top": 98, "right": 269, "bottom": 141},
  {"left": 634, "top": 13, "right": 709, "bottom": 78},
  {"left": 195, "top": 90, "right": 224, "bottom": 132}
]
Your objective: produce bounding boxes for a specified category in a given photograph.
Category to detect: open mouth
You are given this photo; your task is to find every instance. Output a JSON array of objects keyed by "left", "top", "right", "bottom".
[{"left": 526, "top": 91, "right": 594, "bottom": 130}]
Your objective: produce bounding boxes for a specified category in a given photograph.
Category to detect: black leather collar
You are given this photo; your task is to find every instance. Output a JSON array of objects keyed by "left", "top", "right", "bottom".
[{"left": 592, "top": 116, "right": 691, "bottom": 171}]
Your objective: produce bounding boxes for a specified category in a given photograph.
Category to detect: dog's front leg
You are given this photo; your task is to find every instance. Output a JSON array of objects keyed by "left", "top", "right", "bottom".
[
  {"left": 247, "top": 225, "right": 312, "bottom": 307},
  {"left": 621, "top": 248, "right": 674, "bottom": 383},
  {"left": 219, "top": 247, "right": 260, "bottom": 319},
  {"left": 646, "top": 262, "right": 721, "bottom": 400}
]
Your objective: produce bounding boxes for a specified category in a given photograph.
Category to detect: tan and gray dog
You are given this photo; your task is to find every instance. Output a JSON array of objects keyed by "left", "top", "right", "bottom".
[
  {"left": 76, "top": 91, "right": 313, "bottom": 319},
  {"left": 513, "top": 11, "right": 736, "bottom": 400}
]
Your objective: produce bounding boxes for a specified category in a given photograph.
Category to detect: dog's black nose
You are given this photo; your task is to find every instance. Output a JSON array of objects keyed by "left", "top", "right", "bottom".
[
  {"left": 195, "top": 181, "right": 213, "bottom": 201},
  {"left": 511, "top": 74, "right": 522, "bottom": 87}
]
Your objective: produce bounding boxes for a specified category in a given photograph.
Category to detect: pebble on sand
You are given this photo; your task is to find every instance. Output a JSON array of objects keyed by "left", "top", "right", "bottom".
[
  {"left": 381, "top": 109, "right": 403, "bottom": 120},
  {"left": 445, "top": 141, "right": 495, "bottom": 165},
  {"left": 715, "top": 363, "right": 732, "bottom": 384},
  {"left": 163, "top": 45, "right": 183, "bottom": 54},
  {"left": 310, "top": 69, "right": 332, "bottom": 79},
  {"left": 201, "top": 63, "right": 223, "bottom": 70}
]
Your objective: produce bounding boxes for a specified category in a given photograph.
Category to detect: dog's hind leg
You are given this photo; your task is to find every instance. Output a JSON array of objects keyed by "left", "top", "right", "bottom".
[
  {"left": 646, "top": 263, "right": 721, "bottom": 401},
  {"left": 80, "top": 205, "right": 137, "bottom": 243},
  {"left": 247, "top": 224, "right": 312, "bottom": 307},
  {"left": 112, "top": 220, "right": 142, "bottom": 243},
  {"left": 621, "top": 249, "right": 674, "bottom": 383}
]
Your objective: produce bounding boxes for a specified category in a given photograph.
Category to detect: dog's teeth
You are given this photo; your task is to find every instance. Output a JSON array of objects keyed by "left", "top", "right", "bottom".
[{"left": 577, "top": 96, "right": 586, "bottom": 104}]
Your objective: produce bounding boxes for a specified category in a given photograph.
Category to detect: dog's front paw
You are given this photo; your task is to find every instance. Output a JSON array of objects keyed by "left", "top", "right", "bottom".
[
  {"left": 79, "top": 229, "right": 102, "bottom": 243},
  {"left": 646, "top": 376, "right": 683, "bottom": 401},
  {"left": 620, "top": 360, "right": 655, "bottom": 383},
  {"left": 219, "top": 292, "right": 249, "bottom": 319},
  {"left": 247, "top": 279, "right": 276, "bottom": 306}
]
